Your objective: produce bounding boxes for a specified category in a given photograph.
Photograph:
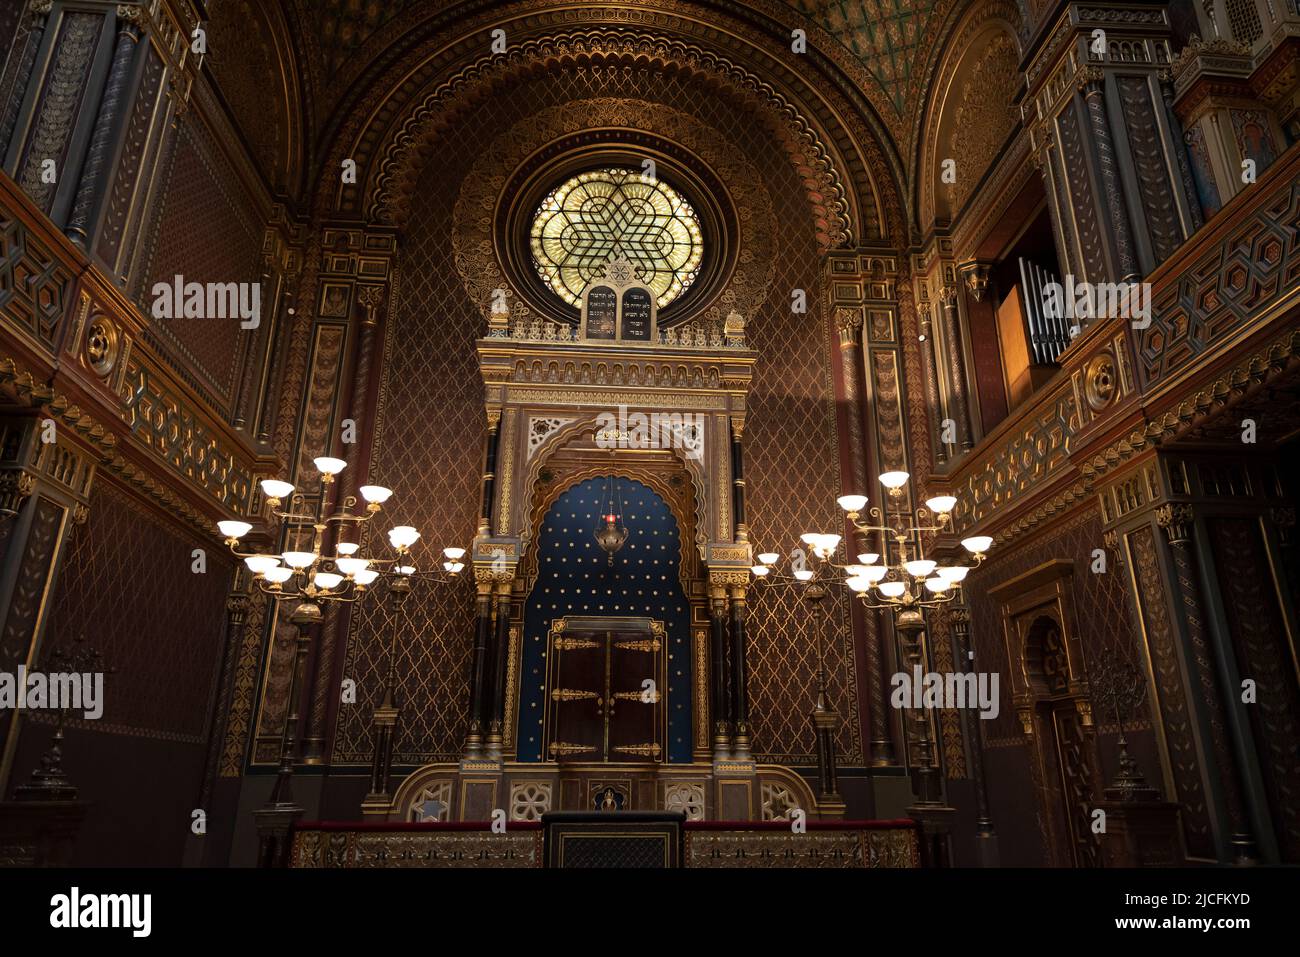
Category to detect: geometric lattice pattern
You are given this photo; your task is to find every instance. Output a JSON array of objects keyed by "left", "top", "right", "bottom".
[
  {"left": 137, "top": 118, "right": 264, "bottom": 413},
  {"left": 0, "top": 214, "right": 72, "bottom": 350},
  {"left": 330, "top": 165, "right": 486, "bottom": 765},
  {"left": 510, "top": 782, "right": 554, "bottom": 822},
  {"left": 760, "top": 781, "right": 801, "bottom": 820},
  {"left": 43, "top": 482, "right": 235, "bottom": 740},
  {"left": 969, "top": 508, "right": 1147, "bottom": 743},
  {"left": 531, "top": 167, "right": 703, "bottom": 308},
  {"left": 743, "top": 151, "right": 861, "bottom": 766},
  {"left": 1139, "top": 171, "right": 1300, "bottom": 390}
]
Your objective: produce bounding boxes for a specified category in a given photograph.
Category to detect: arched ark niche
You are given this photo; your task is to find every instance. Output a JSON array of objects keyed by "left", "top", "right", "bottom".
[
  {"left": 917, "top": 2, "right": 1025, "bottom": 230},
  {"left": 519, "top": 476, "right": 695, "bottom": 763}
]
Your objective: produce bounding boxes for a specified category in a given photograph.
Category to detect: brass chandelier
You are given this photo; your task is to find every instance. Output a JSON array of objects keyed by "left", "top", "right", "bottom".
[
  {"left": 216, "top": 455, "right": 468, "bottom": 612},
  {"left": 751, "top": 470, "right": 991, "bottom": 606}
]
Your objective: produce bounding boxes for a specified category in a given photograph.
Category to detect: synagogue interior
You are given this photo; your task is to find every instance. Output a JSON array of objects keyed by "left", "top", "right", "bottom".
[{"left": 0, "top": 0, "right": 1297, "bottom": 872}]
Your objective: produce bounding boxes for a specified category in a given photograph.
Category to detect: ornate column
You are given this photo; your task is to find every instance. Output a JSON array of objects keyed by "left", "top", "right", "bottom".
[
  {"left": 0, "top": 413, "right": 95, "bottom": 795},
  {"left": 896, "top": 607, "right": 955, "bottom": 866},
  {"left": 916, "top": 303, "right": 946, "bottom": 466},
  {"left": 65, "top": 5, "right": 145, "bottom": 246},
  {"left": 1164, "top": 504, "right": 1280, "bottom": 861},
  {"left": 1080, "top": 69, "right": 1140, "bottom": 283},
  {"left": 708, "top": 586, "right": 731, "bottom": 760},
  {"left": 730, "top": 425, "right": 747, "bottom": 542},
  {"left": 0, "top": 1, "right": 54, "bottom": 157},
  {"left": 463, "top": 580, "right": 493, "bottom": 760},
  {"left": 805, "top": 580, "right": 843, "bottom": 812},
  {"left": 729, "top": 583, "right": 752, "bottom": 761},
  {"left": 485, "top": 580, "right": 513, "bottom": 761},
  {"left": 253, "top": 601, "right": 316, "bottom": 867},
  {"left": 361, "top": 574, "right": 410, "bottom": 818},
  {"left": 937, "top": 286, "right": 973, "bottom": 452},
  {"left": 480, "top": 416, "right": 501, "bottom": 534},
  {"left": 826, "top": 286, "right": 899, "bottom": 769},
  {"left": 293, "top": 231, "right": 394, "bottom": 765}
]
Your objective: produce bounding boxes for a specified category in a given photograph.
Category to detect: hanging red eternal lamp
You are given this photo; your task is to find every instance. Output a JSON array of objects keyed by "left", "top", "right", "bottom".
[{"left": 594, "top": 475, "right": 628, "bottom": 564}]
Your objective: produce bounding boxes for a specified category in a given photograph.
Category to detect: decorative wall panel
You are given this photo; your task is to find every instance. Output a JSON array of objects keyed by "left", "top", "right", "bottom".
[
  {"left": 16, "top": 12, "right": 103, "bottom": 214},
  {"left": 42, "top": 481, "right": 234, "bottom": 741},
  {"left": 136, "top": 115, "right": 264, "bottom": 415},
  {"left": 1128, "top": 524, "right": 1215, "bottom": 858},
  {"left": 95, "top": 43, "right": 165, "bottom": 272},
  {"left": 0, "top": 210, "right": 73, "bottom": 349},
  {"left": 330, "top": 175, "right": 484, "bottom": 765},
  {"left": 1137, "top": 165, "right": 1300, "bottom": 390},
  {"left": 1116, "top": 76, "right": 1182, "bottom": 265},
  {"left": 1056, "top": 102, "right": 1109, "bottom": 282}
]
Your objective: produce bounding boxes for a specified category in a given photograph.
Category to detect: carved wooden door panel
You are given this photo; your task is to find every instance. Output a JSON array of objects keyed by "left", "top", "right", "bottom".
[
  {"left": 1050, "top": 706, "right": 1103, "bottom": 867},
  {"left": 544, "top": 617, "right": 665, "bottom": 763}
]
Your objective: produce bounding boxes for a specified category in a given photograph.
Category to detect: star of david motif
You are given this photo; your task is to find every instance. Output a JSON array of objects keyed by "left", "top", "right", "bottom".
[{"left": 532, "top": 168, "right": 702, "bottom": 307}]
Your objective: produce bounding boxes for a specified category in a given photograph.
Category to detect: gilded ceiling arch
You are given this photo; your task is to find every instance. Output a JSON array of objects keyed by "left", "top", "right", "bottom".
[
  {"left": 206, "top": 0, "right": 307, "bottom": 198},
  {"left": 304, "top": 1, "right": 909, "bottom": 247},
  {"left": 913, "top": 0, "right": 1025, "bottom": 233}
]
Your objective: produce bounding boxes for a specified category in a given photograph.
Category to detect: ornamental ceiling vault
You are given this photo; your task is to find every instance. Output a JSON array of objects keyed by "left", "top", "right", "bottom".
[{"left": 277, "top": 0, "right": 960, "bottom": 165}]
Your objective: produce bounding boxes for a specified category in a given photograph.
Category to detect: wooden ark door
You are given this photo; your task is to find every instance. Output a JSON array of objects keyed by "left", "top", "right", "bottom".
[{"left": 544, "top": 617, "right": 665, "bottom": 763}]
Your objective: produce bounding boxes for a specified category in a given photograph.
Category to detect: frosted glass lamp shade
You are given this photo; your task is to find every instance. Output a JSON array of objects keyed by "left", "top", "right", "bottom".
[{"left": 218, "top": 520, "right": 252, "bottom": 540}]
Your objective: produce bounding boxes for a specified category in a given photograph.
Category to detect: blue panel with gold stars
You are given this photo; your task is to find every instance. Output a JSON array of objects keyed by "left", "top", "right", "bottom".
[{"left": 519, "top": 477, "right": 692, "bottom": 762}]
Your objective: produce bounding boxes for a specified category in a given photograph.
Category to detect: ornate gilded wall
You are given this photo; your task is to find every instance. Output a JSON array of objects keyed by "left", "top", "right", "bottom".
[
  {"left": 965, "top": 507, "right": 1162, "bottom": 866},
  {"left": 330, "top": 56, "right": 861, "bottom": 767}
]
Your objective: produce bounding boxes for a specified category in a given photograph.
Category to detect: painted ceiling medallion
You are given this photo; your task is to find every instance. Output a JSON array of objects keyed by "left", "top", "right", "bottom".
[{"left": 530, "top": 167, "right": 704, "bottom": 308}]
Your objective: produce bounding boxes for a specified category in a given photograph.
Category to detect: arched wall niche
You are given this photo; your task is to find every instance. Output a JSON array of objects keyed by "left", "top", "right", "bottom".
[{"left": 914, "top": 0, "right": 1026, "bottom": 233}]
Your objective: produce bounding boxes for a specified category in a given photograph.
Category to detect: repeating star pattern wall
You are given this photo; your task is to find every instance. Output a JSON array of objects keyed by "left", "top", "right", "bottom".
[{"left": 519, "top": 477, "right": 693, "bottom": 763}]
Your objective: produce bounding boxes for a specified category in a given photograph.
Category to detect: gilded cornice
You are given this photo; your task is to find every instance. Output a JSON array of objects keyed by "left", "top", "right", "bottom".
[
  {"left": 0, "top": 354, "right": 243, "bottom": 537},
  {"left": 946, "top": 321, "right": 1300, "bottom": 549}
]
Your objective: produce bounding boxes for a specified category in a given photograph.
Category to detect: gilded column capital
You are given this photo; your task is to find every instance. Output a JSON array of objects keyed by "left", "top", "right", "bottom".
[
  {"left": 1155, "top": 503, "right": 1194, "bottom": 545},
  {"left": 959, "top": 263, "right": 990, "bottom": 303},
  {"left": 29, "top": 0, "right": 53, "bottom": 17},
  {"left": 835, "top": 306, "right": 863, "bottom": 346},
  {"left": 938, "top": 284, "right": 958, "bottom": 308},
  {"left": 357, "top": 285, "right": 385, "bottom": 325},
  {"left": 0, "top": 469, "right": 37, "bottom": 515},
  {"left": 225, "top": 592, "right": 251, "bottom": 622},
  {"left": 116, "top": 4, "right": 147, "bottom": 35},
  {"left": 1076, "top": 65, "right": 1105, "bottom": 94}
]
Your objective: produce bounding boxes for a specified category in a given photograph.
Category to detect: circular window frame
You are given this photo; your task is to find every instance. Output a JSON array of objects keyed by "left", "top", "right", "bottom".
[{"left": 495, "top": 133, "right": 739, "bottom": 328}]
